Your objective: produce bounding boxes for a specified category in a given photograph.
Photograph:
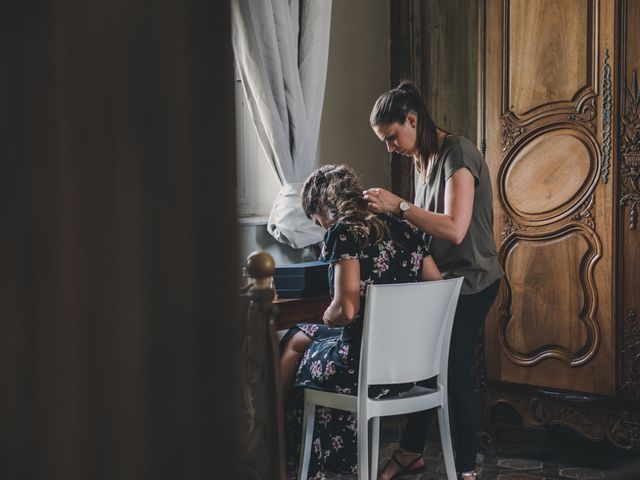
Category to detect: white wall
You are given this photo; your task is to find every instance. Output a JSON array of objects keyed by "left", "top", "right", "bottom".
[
  {"left": 238, "top": 1, "right": 390, "bottom": 267},
  {"left": 318, "top": 0, "right": 390, "bottom": 191}
]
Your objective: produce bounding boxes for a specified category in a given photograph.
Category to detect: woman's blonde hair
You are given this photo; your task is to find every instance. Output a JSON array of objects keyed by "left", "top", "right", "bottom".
[{"left": 301, "top": 164, "right": 388, "bottom": 245}]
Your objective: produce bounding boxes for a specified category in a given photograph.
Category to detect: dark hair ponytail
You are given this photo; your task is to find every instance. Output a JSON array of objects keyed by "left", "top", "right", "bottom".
[{"left": 370, "top": 80, "right": 439, "bottom": 182}]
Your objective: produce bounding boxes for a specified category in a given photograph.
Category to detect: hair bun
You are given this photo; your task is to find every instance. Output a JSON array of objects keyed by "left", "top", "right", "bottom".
[{"left": 396, "top": 80, "right": 420, "bottom": 96}]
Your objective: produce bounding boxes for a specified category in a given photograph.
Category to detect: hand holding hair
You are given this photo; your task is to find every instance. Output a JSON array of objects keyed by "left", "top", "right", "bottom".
[{"left": 363, "top": 187, "right": 403, "bottom": 215}]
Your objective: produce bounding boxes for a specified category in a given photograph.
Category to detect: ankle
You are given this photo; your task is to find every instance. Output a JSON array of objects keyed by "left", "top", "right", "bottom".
[
  {"left": 459, "top": 470, "right": 477, "bottom": 479},
  {"left": 396, "top": 447, "right": 420, "bottom": 456}
]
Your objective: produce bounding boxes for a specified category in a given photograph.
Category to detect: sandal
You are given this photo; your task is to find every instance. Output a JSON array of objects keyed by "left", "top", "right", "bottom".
[
  {"left": 381, "top": 449, "right": 426, "bottom": 479},
  {"left": 460, "top": 471, "right": 478, "bottom": 479}
]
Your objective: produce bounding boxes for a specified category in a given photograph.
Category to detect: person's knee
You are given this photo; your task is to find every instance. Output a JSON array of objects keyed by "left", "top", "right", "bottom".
[{"left": 288, "top": 331, "right": 312, "bottom": 354}]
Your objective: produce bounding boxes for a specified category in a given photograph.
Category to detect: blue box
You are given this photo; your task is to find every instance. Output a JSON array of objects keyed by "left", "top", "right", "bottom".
[{"left": 273, "top": 260, "right": 330, "bottom": 298}]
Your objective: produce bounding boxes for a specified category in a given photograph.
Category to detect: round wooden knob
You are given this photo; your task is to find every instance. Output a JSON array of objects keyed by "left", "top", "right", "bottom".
[{"left": 246, "top": 251, "right": 275, "bottom": 280}]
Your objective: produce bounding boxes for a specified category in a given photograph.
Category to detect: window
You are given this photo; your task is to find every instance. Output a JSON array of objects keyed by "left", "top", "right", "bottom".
[{"left": 235, "top": 66, "right": 258, "bottom": 217}]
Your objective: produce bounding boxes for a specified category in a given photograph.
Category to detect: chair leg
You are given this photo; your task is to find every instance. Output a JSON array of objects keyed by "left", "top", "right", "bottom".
[
  {"left": 437, "top": 403, "right": 457, "bottom": 480},
  {"left": 370, "top": 416, "right": 380, "bottom": 480},
  {"left": 298, "top": 401, "right": 316, "bottom": 480},
  {"left": 357, "top": 413, "right": 369, "bottom": 480}
]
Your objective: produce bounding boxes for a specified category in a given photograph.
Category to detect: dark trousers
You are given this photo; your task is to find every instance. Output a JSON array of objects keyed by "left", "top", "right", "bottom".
[{"left": 399, "top": 279, "right": 500, "bottom": 472}]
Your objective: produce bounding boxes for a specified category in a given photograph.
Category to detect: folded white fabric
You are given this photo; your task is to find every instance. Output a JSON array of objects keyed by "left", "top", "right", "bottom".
[{"left": 268, "top": 182, "right": 325, "bottom": 248}]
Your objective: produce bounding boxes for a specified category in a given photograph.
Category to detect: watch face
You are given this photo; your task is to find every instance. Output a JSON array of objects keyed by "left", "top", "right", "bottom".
[{"left": 400, "top": 201, "right": 410, "bottom": 212}]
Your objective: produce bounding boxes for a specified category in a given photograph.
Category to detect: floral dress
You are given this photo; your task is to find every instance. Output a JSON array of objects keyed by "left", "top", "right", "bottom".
[{"left": 281, "top": 213, "right": 431, "bottom": 479}]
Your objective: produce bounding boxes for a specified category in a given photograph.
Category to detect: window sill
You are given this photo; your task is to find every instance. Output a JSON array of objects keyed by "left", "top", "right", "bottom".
[{"left": 237, "top": 215, "right": 269, "bottom": 226}]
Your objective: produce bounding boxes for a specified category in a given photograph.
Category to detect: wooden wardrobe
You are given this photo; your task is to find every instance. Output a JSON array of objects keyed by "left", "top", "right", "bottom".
[{"left": 390, "top": 0, "right": 640, "bottom": 451}]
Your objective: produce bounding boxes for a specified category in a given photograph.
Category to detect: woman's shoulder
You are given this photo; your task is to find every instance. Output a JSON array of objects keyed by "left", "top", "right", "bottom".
[
  {"left": 321, "top": 221, "right": 362, "bottom": 261},
  {"left": 375, "top": 212, "right": 406, "bottom": 232},
  {"left": 440, "top": 134, "right": 476, "bottom": 154},
  {"left": 324, "top": 221, "right": 368, "bottom": 246},
  {"left": 376, "top": 213, "right": 421, "bottom": 240},
  {"left": 439, "top": 134, "right": 484, "bottom": 176},
  {"left": 325, "top": 221, "right": 355, "bottom": 240}
]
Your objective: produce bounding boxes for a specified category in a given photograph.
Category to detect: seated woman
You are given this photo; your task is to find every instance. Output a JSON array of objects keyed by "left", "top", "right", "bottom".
[{"left": 280, "top": 164, "right": 442, "bottom": 478}]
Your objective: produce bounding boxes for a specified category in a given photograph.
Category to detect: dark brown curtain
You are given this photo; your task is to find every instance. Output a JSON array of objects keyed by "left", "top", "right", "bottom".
[{"left": 0, "top": 1, "right": 240, "bottom": 478}]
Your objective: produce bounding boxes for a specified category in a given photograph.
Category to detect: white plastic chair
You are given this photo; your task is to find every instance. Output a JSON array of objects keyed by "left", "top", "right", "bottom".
[{"left": 297, "top": 277, "right": 463, "bottom": 480}]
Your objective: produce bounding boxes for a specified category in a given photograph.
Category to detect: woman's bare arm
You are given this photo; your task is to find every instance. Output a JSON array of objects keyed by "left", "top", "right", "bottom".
[
  {"left": 323, "top": 258, "right": 360, "bottom": 327},
  {"left": 420, "top": 255, "right": 443, "bottom": 281},
  {"left": 364, "top": 167, "right": 475, "bottom": 245}
]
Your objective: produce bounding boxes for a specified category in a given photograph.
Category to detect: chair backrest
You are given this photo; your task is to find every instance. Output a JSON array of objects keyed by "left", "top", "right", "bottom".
[{"left": 358, "top": 277, "right": 463, "bottom": 389}]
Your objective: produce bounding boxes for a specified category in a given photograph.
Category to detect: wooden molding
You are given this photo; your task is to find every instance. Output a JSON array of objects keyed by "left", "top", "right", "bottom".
[
  {"left": 501, "top": 0, "right": 599, "bottom": 124},
  {"left": 570, "top": 193, "right": 596, "bottom": 229},
  {"left": 497, "top": 123, "right": 600, "bottom": 227},
  {"left": 497, "top": 222, "right": 602, "bottom": 367},
  {"left": 601, "top": 49, "right": 613, "bottom": 184}
]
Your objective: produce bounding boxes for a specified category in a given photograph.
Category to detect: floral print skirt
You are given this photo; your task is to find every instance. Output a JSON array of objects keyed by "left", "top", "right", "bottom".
[{"left": 281, "top": 322, "right": 414, "bottom": 479}]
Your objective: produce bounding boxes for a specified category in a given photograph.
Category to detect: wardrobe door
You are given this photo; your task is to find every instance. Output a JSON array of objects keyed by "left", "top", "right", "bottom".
[{"left": 484, "top": 0, "right": 616, "bottom": 395}]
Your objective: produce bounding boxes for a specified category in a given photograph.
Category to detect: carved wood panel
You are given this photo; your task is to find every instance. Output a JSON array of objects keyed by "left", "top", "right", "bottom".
[
  {"left": 498, "top": 224, "right": 601, "bottom": 367},
  {"left": 504, "top": 0, "right": 597, "bottom": 124},
  {"left": 485, "top": 0, "right": 614, "bottom": 395}
]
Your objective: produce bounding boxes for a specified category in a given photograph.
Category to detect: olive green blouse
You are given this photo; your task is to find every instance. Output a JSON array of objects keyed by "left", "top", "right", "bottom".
[{"left": 414, "top": 135, "right": 504, "bottom": 295}]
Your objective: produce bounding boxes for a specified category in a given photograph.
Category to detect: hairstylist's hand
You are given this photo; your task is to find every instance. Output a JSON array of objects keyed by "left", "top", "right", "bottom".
[{"left": 363, "top": 188, "right": 403, "bottom": 215}]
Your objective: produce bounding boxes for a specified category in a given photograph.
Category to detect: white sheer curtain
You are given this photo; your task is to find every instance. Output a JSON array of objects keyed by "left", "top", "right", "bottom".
[{"left": 231, "top": 0, "right": 332, "bottom": 248}]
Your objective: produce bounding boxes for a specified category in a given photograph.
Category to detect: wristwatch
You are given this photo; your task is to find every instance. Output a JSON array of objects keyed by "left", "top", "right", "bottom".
[{"left": 398, "top": 200, "right": 410, "bottom": 219}]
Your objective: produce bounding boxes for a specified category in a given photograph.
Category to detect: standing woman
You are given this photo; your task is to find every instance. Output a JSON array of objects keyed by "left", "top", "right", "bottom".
[{"left": 365, "top": 81, "right": 504, "bottom": 480}]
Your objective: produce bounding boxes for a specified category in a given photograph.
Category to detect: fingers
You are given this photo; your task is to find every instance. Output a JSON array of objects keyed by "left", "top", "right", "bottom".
[{"left": 363, "top": 188, "right": 387, "bottom": 213}]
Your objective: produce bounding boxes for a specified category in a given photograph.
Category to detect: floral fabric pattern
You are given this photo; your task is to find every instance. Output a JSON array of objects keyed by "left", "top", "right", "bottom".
[{"left": 282, "top": 214, "right": 430, "bottom": 479}]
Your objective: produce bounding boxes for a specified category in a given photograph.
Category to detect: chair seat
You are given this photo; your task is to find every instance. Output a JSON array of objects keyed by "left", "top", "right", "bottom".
[{"left": 304, "top": 385, "right": 444, "bottom": 420}]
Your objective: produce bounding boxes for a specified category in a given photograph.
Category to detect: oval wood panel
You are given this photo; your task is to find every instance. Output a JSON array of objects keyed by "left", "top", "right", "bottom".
[
  {"left": 501, "top": 129, "right": 596, "bottom": 223},
  {"left": 508, "top": 0, "right": 589, "bottom": 116},
  {"left": 498, "top": 224, "right": 601, "bottom": 366}
]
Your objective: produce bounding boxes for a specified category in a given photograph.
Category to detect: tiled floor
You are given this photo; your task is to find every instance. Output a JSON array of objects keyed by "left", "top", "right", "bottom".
[{"left": 289, "top": 411, "right": 640, "bottom": 480}]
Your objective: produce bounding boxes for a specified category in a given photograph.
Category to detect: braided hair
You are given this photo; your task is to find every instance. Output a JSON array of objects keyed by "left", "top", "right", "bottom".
[{"left": 301, "top": 164, "right": 388, "bottom": 245}]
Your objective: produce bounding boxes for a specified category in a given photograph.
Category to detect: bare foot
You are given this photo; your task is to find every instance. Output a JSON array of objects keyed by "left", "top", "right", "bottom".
[{"left": 378, "top": 448, "right": 425, "bottom": 480}]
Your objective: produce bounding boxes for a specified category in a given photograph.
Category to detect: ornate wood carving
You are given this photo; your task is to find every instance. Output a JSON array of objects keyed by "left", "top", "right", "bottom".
[
  {"left": 500, "top": 116, "right": 527, "bottom": 152},
  {"left": 620, "top": 146, "right": 640, "bottom": 230},
  {"left": 568, "top": 94, "right": 597, "bottom": 134},
  {"left": 621, "top": 310, "right": 640, "bottom": 399},
  {"left": 620, "top": 71, "right": 640, "bottom": 230},
  {"left": 607, "top": 410, "right": 640, "bottom": 450},
  {"left": 497, "top": 224, "right": 601, "bottom": 367},
  {"left": 621, "top": 71, "right": 640, "bottom": 146},
  {"left": 483, "top": 383, "right": 640, "bottom": 451},
  {"left": 500, "top": 213, "right": 526, "bottom": 240},
  {"left": 601, "top": 49, "right": 612, "bottom": 184},
  {"left": 570, "top": 194, "right": 596, "bottom": 229}
]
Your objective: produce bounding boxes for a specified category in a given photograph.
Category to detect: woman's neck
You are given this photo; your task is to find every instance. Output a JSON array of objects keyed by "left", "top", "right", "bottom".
[
  {"left": 414, "top": 128, "right": 448, "bottom": 164},
  {"left": 435, "top": 128, "right": 448, "bottom": 149}
]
